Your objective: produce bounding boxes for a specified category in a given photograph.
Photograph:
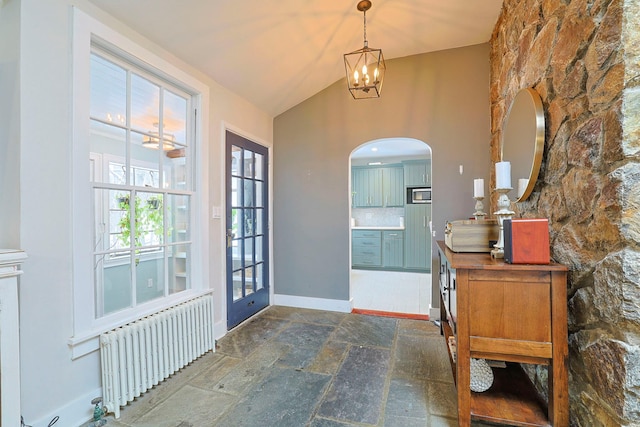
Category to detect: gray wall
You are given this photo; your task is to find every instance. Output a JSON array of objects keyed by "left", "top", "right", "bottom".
[
  {"left": 273, "top": 44, "right": 492, "bottom": 302},
  {"left": 0, "top": 0, "right": 20, "bottom": 248}
]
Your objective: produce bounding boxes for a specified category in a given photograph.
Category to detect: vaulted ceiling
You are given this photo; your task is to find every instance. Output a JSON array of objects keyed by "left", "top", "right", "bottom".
[{"left": 89, "top": 0, "right": 503, "bottom": 117}]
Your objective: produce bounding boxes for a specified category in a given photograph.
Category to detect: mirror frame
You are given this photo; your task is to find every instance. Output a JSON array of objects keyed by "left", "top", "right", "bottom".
[{"left": 501, "top": 88, "right": 545, "bottom": 202}]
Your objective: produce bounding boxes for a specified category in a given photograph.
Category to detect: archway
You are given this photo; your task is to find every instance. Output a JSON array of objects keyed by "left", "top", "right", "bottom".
[{"left": 349, "top": 137, "right": 432, "bottom": 317}]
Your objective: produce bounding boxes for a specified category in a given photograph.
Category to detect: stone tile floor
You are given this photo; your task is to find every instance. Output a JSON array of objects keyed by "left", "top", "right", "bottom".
[{"left": 82, "top": 306, "right": 491, "bottom": 427}]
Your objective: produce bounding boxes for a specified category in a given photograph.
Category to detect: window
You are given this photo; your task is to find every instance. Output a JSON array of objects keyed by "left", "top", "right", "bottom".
[
  {"left": 71, "top": 8, "right": 209, "bottom": 358},
  {"left": 90, "top": 49, "right": 194, "bottom": 317}
]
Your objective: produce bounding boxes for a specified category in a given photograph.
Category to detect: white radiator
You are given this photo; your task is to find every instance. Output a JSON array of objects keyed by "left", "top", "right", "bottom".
[{"left": 100, "top": 295, "right": 214, "bottom": 418}]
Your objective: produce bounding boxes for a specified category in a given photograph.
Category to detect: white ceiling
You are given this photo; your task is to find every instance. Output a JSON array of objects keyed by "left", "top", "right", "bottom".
[{"left": 88, "top": 0, "right": 504, "bottom": 117}]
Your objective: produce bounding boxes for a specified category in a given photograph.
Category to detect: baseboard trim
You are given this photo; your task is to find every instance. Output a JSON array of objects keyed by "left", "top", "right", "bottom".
[
  {"left": 26, "top": 386, "right": 101, "bottom": 427},
  {"left": 351, "top": 308, "right": 429, "bottom": 320},
  {"left": 273, "top": 294, "right": 352, "bottom": 313}
]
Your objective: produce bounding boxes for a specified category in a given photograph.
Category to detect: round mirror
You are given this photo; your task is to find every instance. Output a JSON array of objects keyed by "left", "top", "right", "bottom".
[{"left": 501, "top": 88, "right": 545, "bottom": 202}]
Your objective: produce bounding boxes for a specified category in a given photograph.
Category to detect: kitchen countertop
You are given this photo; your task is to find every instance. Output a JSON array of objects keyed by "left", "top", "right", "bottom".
[{"left": 352, "top": 226, "right": 405, "bottom": 230}]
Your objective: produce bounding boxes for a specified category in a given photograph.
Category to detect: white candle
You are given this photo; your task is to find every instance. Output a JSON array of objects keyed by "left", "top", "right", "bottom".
[
  {"left": 518, "top": 178, "right": 528, "bottom": 198},
  {"left": 473, "top": 178, "right": 484, "bottom": 198},
  {"left": 495, "top": 161, "right": 511, "bottom": 189}
]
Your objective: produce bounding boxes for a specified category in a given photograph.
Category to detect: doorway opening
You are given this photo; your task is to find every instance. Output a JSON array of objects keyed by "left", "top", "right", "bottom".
[{"left": 349, "top": 137, "right": 432, "bottom": 317}]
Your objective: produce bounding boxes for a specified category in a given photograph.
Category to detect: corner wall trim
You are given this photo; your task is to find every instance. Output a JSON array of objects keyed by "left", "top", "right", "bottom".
[{"left": 273, "top": 294, "right": 352, "bottom": 313}]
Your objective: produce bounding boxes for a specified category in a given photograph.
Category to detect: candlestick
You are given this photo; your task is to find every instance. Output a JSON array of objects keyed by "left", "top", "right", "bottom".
[
  {"left": 473, "top": 197, "right": 486, "bottom": 220},
  {"left": 517, "top": 178, "right": 528, "bottom": 199},
  {"left": 473, "top": 178, "right": 484, "bottom": 198},
  {"left": 495, "top": 161, "right": 511, "bottom": 190},
  {"left": 491, "top": 187, "right": 515, "bottom": 259}
]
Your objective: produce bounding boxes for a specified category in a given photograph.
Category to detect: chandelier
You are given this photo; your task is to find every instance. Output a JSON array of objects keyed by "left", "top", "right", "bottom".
[
  {"left": 142, "top": 123, "right": 176, "bottom": 151},
  {"left": 343, "top": 0, "right": 386, "bottom": 99}
]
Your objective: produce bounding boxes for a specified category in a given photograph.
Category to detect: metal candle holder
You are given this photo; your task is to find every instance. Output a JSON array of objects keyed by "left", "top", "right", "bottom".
[
  {"left": 491, "top": 188, "right": 515, "bottom": 259},
  {"left": 473, "top": 197, "right": 486, "bottom": 220}
]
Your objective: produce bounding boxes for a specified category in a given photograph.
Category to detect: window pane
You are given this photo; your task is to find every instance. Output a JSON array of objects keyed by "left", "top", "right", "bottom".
[
  {"left": 90, "top": 54, "right": 126, "bottom": 124},
  {"left": 243, "top": 209, "right": 254, "bottom": 236},
  {"left": 168, "top": 194, "right": 189, "bottom": 243},
  {"left": 163, "top": 143, "right": 187, "bottom": 190},
  {"left": 232, "top": 237, "right": 242, "bottom": 270},
  {"left": 164, "top": 90, "right": 187, "bottom": 145},
  {"left": 136, "top": 253, "right": 165, "bottom": 304},
  {"left": 131, "top": 131, "right": 161, "bottom": 188},
  {"left": 244, "top": 237, "right": 255, "bottom": 266},
  {"left": 255, "top": 235, "right": 263, "bottom": 263},
  {"left": 255, "top": 207, "right": 264, "bottom": 235},
  {"left": 111, "top": 190, "right": 132, "bottom": 251},
  {"left": 243, "top": 180, "right": 254, "bottom": 207},
  {"left": 131, "top": 73, "right": 159, "bottom": 134},
  {"left": 231, "top": 146, "right": 242, "bottom": 175},
  {"left": 231, "top": 177, "right": 241, "bottom": 207},
  {"left": 90, "top": 121, "right": 126, "bottom": 184},
  {"left": 232, "top": 208, "right": 242, "bottom": 239},
  {"left": 169, "top": 244, "right": 189, "bottom": 294},
  {"left": 137, "top": 191, "right": 164, "bottom": 247},
  {"left": 99, "top": 254, "right": 132, "bottom": 316}
]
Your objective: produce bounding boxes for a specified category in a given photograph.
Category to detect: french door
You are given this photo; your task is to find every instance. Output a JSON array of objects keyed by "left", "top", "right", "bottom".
[{"left": 226, "top": 131, "right": 269, "bottom": 329}]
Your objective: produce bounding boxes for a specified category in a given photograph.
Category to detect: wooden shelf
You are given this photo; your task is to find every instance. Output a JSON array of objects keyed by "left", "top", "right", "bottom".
[{"left": 471, "top": 363, "right": 549, "bottom": 427}]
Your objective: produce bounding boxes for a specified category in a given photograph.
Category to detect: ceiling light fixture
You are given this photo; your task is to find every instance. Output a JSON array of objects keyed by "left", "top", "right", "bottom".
[
  {"left": 344, "top": 0, "right": 385, "bottom": 99},
  {"left": 142, "top": 122, "right": 176, "bottom": 151}
]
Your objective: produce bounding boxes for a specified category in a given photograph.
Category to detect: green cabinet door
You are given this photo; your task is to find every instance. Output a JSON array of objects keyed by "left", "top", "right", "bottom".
[
  {"left": 351, "top": 167, "right": 383, "bottom": 207},
  {"left": 382, "top": 166, "right": 404, "bottom": 207},
  {"left": 404, "top": 204, "right": 431, "bottom": 271},
  {"left": 352, "top": 230, "right": 382, "bottom": 267},
  {"left": 383, "top": 230, "right": 404, "bottom": 267},
  {"left": 403, "top": 160, "right": 431, "bottom": 187}
]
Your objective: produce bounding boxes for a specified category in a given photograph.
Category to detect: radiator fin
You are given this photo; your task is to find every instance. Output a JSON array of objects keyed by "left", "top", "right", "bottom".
[{"left": 100, "top": 295, "right": 214, "bottom": 418}]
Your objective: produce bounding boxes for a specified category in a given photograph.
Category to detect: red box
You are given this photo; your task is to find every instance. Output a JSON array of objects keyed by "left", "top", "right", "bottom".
[{"left": 504, "top": 218, "right": 550, "bottom": 264}]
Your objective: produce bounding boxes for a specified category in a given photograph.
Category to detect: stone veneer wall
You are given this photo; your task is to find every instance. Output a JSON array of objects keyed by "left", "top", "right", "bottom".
[{"left": 490, "top": 0, "right": 640, "bottom": 425}]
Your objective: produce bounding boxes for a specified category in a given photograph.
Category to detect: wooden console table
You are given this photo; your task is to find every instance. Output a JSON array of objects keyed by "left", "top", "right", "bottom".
[{"left": 437, "top": 241, "right": 568, "bottom": 427}]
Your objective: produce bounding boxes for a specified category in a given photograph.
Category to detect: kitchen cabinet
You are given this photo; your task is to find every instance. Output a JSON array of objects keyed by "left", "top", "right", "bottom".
[
  {"left": 437, "top": 241, "right": 568, "bottom": 427},
  {"left": 352, "top": 229, "right": 382, "bottom": 267},
  {"left": 383, "top": 230, "right": 404, "bottom": 268},
  {"left": 404, "top": 204, "right": 431, "bottom": 271},
  {"left": 352, "top": 165, "right": 403, "bottom": 208},
  {"left": 403, "top": 160, "right": 431, "bottom": 187},
  {"left": 382, "top": 166, "right": 404, "bottom": 207}
]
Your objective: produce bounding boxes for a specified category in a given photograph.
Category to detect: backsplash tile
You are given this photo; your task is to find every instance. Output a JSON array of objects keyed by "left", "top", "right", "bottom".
[{"left": 352, "top": 208, "right": 405, "bottom": 227}]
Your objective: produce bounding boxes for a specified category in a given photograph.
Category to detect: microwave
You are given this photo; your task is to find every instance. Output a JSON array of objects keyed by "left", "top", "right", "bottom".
[{"left": 408, "top": 187, "right": 431, "bottom": 204}]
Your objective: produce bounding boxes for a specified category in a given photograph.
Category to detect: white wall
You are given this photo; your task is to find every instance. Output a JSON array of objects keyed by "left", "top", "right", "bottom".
[
  {"left": 0, "top": 0, "right": 21, "bottom": 248},
  {"left": 18, "top": 0, "right": 272, "bottom": 425}
]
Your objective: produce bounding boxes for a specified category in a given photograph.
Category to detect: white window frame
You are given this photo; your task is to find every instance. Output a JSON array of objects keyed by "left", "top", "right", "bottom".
[{"left": 70, "top": 8, "right": 210, "bottom": 359}]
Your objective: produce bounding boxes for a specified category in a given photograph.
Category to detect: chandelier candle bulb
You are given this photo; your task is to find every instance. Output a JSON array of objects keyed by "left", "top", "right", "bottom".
[
  {"left": 473, "top": 179, "right": 484, "bottom": 198},
  {"left": 495, "top": 161, "right": 511, "bottom": 190}
]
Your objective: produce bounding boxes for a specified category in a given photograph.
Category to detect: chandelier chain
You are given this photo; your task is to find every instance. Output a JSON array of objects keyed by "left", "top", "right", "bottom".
[{"left": 363, "top": 10, "right": 368, "bottom": 47}]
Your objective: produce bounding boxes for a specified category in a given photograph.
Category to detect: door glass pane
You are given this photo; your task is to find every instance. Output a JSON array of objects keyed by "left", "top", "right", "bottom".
[
  {"left": 233, "top": 270, "right": 243, "bottom": 301},
  {"left": 243, "top": 180, "right": 254, "bottom": 207},
  {"left": 243, "top": 209, "right": 254, "bottom": 236},
  {"left": 244, "top": 151, "right": 254, "bottom": 178},
  {"left": 231, "top": 146, "right": 242, "bottom": 175},
  {"left": 255, "top": 208, "right": 264, "bottom": 235},
  {"left": 232, "top": 237, "right": 242, "bottom": 270},
  {"left": 254, "top": 153, "right": 264, "bottom": 180},
  {"left": 255, "top": 181, "right": 264, "bottom": 208},
  {"left": 255, "top": 236, "right": 263, "bottom": 263},
  {"left": 244, "top": 237, "right": 255, "bottom": 266},
  {"left": 231, "top": 177, "right": 242, "bottom": 207},
  {"left": 231, "top": 208, "right": 241, "bottom": 240},
  {"left": 256, "top": 263, "right": 264, "bottom": 291},
  {"left": 244, "top": 266, "right": 254, "bottom": 295},
  {"left": 130, "top": 73, "right": 159, "bottom": 134},
  {"left": 137, "top": 252, "right": 165, "bottom": 304}
]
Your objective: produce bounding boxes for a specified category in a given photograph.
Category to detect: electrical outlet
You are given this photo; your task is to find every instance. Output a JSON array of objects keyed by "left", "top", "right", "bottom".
[{"left": 147, "top": 278, "right": 153, "bottom": 288}]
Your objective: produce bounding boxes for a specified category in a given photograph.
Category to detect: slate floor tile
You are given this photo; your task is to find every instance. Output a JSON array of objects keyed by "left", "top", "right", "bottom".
[
  {"left": 393, "top": 334, "right": 453, "bottom": 382},
  {"left": 318, "top": 345, "right": 390, "bottom": 425},
  {"left": 384, "top": 378, "right": 429, "bottom": 420},
  {"left": 306, "top": 340, "right": 349, "bottom": 375},
  {"left": 216, "top": 316, "right": 290, "bottom": 358},
  {"left": 331, "top": 314, "right": 397, "bottom": 348},
  {"left": 131, "top": 384, "right": 236, "bottom": 427},
  {"left": 263, "top": 305, "right": 346, "bottom": 326},
  {"left": 215, "top": 367, "right": 331, "bottom": 427}
]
